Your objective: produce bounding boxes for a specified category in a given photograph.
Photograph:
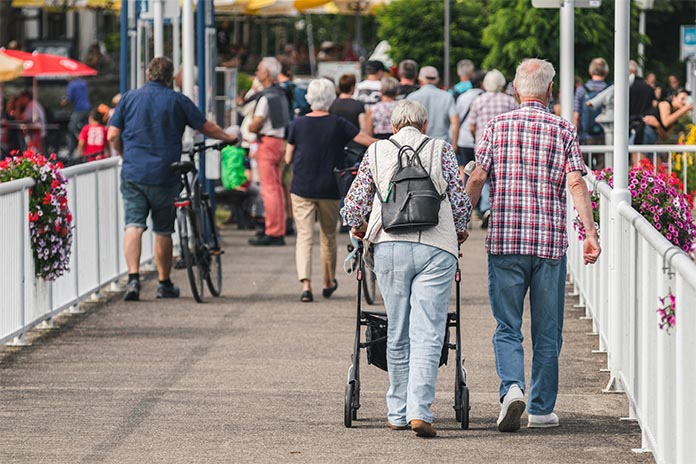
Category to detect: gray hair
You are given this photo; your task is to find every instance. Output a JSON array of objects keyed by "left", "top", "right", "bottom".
[
  {"left": 381, "top": 77, "right": 399, "bottom": 98},
  {"left": 305, "top": 78, "right": 336, "bottom": 111},
  {"left": 483, "top": 69, "right": 506, "bottom": 92},
  {"left": 390, "top": 100, "right": 428, "bottom": 132},
  {"left": 259, "top": 57, "right": 281, "bottom": 80},
  {"left": 513, "top": 58, "right": 556, "bottom": 99},
  {"left": 457, "top": 59, "right": 474, "bottom": 78},
  {"left": 628, "top": 60, "right": 641, "bottom": 76},
  {"left": 588, "top": 57, "right": 609, "bottom": 78}
]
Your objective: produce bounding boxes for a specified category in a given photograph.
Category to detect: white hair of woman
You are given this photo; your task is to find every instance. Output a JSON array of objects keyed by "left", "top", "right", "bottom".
[
  {"left": 390, "top": 99, "right": 428, "bottom": 132},
  {"left": 483, "top": 69, "right": 506, "bottom": 92},
  {"left": 305, "top": 78, "right": 337, "bottom": 112},
  {"left": 259, "top": 57, "right": 281, "bottom": 81},
  {"left": 513, "top": 59, "right": 556, "bottom": 99}
]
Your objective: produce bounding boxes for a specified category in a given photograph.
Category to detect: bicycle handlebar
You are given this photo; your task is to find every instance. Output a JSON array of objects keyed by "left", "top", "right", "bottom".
[{"left": 182, "top": 141, "right": 233, "bottom": 157}]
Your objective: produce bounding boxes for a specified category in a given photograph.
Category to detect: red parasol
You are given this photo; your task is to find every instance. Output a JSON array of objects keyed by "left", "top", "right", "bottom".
[{"left": 1, "top": 49, "right": 97, "bottom": 78}]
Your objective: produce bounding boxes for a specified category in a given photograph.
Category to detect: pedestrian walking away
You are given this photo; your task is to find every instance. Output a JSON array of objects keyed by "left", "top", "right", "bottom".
[
  {"left": 107, "top": 56, "right": 237, "bottom": 302},
  {"left": 285, "top": 78, "right": 376, "bottom": 303},
  {"left": 248, "top": 57, "right": 290, "bottom": 246},
  {"left": 63, "top": 76, "right": 92, "bottom": 157},
  {"left": 465, "top": 58, "right": 601, "bottom": 433},
  {"left": 342, "top": 99, "right": 472, "bottom": 438},
  {"left": 407, "top": 66, "right": 459, "bottom": 144}
]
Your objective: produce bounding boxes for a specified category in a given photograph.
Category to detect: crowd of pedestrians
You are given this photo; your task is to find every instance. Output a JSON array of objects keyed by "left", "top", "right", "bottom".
[{"left": 105, "top": 51, "right": 606, "bottom": 440}]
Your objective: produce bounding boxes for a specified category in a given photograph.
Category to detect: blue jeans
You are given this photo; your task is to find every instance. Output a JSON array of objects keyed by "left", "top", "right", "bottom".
[
  {"left": 488, "top": 253, "right": 567, "bottom": 415},
  {"left": 373, "top": 242, "right": 457, "bottom": 425}
]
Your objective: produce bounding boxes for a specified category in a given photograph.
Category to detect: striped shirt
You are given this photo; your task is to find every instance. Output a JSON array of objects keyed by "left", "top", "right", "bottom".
[{"left": 476, "top": 101, "right": 586, "bottom": 259}]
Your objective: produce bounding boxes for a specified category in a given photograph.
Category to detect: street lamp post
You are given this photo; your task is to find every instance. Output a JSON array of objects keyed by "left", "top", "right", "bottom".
[
  {"left": 635, "top": 0, "right": 654, "bottom": 73},
  {"left": 444, "top": 0, "right": 450, "bottom": 89}
]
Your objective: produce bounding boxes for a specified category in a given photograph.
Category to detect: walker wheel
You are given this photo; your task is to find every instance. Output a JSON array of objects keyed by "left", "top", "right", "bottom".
[{"left": 344, "top": 383, "right": 354, "bottom": 427}]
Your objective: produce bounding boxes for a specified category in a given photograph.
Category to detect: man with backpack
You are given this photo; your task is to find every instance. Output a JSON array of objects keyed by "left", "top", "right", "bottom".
[{"left": 574, "top": 57, "right": 610, "bottom": 146}]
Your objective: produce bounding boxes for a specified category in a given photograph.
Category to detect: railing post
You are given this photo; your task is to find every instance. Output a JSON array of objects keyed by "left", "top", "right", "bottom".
[
  {"left": 675, "top": 277, "right": 696, "bottom": 463},
  {"left": 605, "top": 0, "right": 631, "bottom": 393}
]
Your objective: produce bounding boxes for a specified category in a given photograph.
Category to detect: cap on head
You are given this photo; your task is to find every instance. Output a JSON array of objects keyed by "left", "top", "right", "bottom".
[{"left": 418, "top": 66, "right": 439, "bottom": 82}]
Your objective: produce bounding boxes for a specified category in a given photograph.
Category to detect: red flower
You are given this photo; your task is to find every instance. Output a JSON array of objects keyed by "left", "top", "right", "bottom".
[
  {"left": 43, "top": 193, "right": 52, "bottom": 205},
  {"left": 28, "top": 212, "right": 39, "bottom": 222},
  {"left": 55, "top": 223, "right": 62, "bottom": 233},
  {"left": 61, "top": 227, "right": 67, "bottom": 237},
  {"left": 51, "top": 179, "right": 60, "bottom": 189},
  {"left": 49, "top": 153, "right": 57, "bottom": 161},
  {"left": 66, "top": 212, "right": 73, "bottom": 223}
]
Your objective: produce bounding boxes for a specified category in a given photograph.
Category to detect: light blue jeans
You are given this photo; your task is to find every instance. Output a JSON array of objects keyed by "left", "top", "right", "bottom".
[
  {"left": 373, "top": 242, "right": 457, "bottom": 426},
  {"left": 488, "top": 254, "right": 567, "bottom": 415}
]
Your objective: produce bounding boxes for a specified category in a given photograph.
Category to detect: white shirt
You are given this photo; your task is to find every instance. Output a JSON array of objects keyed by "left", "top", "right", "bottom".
[
  {"left": 254, "top": 96, "right": 285, "bottom": 138},
  {"left": 353, "top": 79, "right": 382, "bottom": 105}
]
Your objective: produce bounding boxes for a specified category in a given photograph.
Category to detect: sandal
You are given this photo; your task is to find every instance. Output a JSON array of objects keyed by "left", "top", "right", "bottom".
[
  {"left": 300, "top": 290, "right": 313, "bottom": 302},
  {"left": 322, "top": 279, "right": 339, "bottom": 299}
]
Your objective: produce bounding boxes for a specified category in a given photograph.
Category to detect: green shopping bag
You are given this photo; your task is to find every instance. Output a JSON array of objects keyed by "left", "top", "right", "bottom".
[{"left": 221, "top": 146, "right": 247, "bottom": 190}]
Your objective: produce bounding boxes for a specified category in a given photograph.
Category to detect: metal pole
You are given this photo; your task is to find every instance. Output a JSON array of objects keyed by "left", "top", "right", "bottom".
[
  {"left": 560, "top": 0, "right": 574, "bottom": 123},
  {"left": 173, "top": 12, "right": 180, "bottom": 71},
  {"left": 119, "top": 0, "right": 129, "bottom": 94},
  {"left": 197, "top": 0, "right": 206, "bottom": 114},
  {"left": 153, "top": 0, "right": 164, "bottom": 57},
  {"left": 306, "top": 14, "right": 316, "bottom": 76},
  {"left": 444, "top": 0, "right": 450, "bottom": 89},
  {"left": 637, "top": 8, "right": 646, "bottom": 73},
  {"left": 182, "top": 0, "right": 194, "bottom": 100}
]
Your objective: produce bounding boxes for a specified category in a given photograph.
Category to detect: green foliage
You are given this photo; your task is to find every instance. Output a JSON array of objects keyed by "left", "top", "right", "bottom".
[{"left": 376, "top": 0, "right": 488, "bottom": 81}]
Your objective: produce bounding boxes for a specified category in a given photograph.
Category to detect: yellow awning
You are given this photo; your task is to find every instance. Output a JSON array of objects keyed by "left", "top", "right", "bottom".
[{"left": 11, "top": 0, "right": 121, "bottom": 10}]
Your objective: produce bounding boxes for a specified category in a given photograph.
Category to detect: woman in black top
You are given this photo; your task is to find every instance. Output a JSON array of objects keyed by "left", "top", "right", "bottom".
[{"left": 285, "top": 78, "right": 376, "bottom": 302}]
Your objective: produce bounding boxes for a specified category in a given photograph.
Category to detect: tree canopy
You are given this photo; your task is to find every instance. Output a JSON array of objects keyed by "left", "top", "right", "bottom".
[{"left": 376, "top": 0, "right": 648, "bottom": 83}]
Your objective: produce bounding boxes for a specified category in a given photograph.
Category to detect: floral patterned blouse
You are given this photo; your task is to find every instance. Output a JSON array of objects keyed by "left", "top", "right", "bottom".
[
  {"left": 341, "top": 139, "right": 472, "bottom": 233},
  {"left": 371, "top": 100, "right": 398, "bottom": 136}
]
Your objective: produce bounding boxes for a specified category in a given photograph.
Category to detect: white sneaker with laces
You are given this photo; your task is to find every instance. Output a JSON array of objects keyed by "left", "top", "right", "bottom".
[
  {"left": 497, "top": 384, "right": 526, "bottom": 432},
  {"left": 527, "top": 412, "right": 559, "bottom": 428}
]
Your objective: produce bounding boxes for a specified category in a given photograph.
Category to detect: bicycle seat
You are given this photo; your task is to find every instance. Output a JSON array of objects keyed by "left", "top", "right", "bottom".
[{"left": 170, "top": 161, "right": 195, "bottom": 174}]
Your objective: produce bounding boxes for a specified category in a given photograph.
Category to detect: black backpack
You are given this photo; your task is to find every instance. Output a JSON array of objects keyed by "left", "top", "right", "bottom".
[{"left": 374, "top": 137, "right": 445, "bottom": 234}]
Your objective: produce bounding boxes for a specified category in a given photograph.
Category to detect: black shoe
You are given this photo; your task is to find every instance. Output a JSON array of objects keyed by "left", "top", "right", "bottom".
[
  {"left": 248, "top": 235, "right": 285, "bottom": 246},
  {"left": 255, "top": 228, "right": 266, "bottom": 237},
  {"left": 123, "top": 280, "right": 140, "bottom": 301},
  {"left": 156, "top": 282, "right": 180, "bottom": 298},
  {"left": 322, "top": 279, "right": 339, "bottom": 298}
]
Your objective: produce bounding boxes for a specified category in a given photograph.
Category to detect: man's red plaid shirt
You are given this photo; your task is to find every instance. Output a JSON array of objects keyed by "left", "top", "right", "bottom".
[{"left": 476, "top": 101, "right": 587, "bottom": 259}]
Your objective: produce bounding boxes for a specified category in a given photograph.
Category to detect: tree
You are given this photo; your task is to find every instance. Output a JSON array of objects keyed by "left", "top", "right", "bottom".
[
  {"left": 376, "top": 0, "right": 489, "bottom": 82},
  {"left": 482, "top": 0, "right": 645, "bottom": 82}
]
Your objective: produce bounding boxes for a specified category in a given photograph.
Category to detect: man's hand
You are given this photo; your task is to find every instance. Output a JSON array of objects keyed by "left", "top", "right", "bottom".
[
  {"left": 583, "top": 234, "right": 601, "bottom": 265},
  {"left": 457, "top": 230, "right": 469, "bottom": 244}
]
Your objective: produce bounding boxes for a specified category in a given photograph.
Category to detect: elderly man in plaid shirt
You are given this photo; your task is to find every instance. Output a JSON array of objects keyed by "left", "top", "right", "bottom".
[{"left": 466, "top": 58, "right": 601, "bottom": 433}]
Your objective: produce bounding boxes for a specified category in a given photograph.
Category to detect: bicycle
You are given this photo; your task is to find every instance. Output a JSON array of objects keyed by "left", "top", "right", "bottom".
[{"left": 171, "top": 141, "right": 228, "bottom": 303}]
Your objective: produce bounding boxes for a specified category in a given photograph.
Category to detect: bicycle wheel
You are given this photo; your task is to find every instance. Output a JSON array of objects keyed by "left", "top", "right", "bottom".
[
  {"left": 201, "top": 199, "right": 223, "bottom": 297},
  {"left": 362, "top": 265, "right": 377, "bottom": 305},
  {"left": 180, "top": 209, "right": 204, "bottom": 303}
]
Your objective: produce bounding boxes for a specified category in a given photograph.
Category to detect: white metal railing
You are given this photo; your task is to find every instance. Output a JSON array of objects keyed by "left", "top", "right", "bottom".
[
  {"left": 581, "top": 144, "right": 696, "bottom": 195},
  {"left": 567, "top": 171, "right": 696, "bottom": 464},
  {"left": 0, "top": 158, "right": 155, "bottom": 345}
]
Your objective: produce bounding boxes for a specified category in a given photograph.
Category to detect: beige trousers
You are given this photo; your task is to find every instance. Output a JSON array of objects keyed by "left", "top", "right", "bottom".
[{"left": 291, "top": 194, "right": 340, "bottom": 285}]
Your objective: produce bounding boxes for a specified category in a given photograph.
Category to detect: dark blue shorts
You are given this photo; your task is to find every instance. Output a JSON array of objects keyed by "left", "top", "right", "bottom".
[{"left": 120, "top": 180, "right": 182, "bottom": 235}]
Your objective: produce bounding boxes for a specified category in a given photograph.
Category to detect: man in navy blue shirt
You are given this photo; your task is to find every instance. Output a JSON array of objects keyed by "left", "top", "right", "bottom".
[
  {"left": 62, "top": 77, "right": 92, "bottom": 156},
  {"left": 107, "top": 57, "right": 236, "bottom": 302}
]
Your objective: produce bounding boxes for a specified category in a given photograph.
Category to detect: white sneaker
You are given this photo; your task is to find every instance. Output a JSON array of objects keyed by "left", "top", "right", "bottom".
[
  {"left": 497, "top": 385, "right": 526, "bottom": 432},
  {"left": 527, "top": 412, "right": 560, "bottom": 428}
]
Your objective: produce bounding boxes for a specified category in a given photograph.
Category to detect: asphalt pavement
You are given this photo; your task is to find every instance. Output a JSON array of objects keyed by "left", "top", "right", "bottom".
[{"left": 0, "top": 222, "right": 654, "bottom": 464}]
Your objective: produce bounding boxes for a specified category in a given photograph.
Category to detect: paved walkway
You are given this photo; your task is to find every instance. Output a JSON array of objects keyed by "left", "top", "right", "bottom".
[{"left": 0, "top": 224, "right": 653, "bottom": 463}]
